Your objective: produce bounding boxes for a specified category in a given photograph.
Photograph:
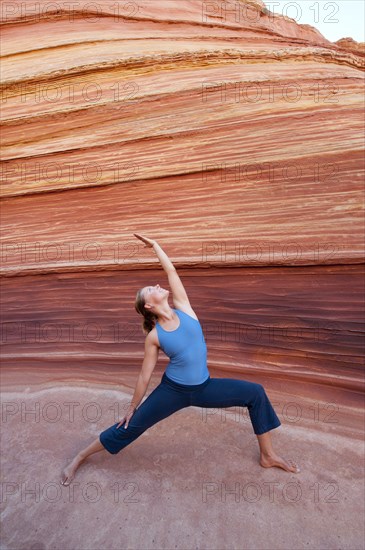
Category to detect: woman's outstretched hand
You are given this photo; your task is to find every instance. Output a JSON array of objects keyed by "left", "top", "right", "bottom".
[
  {"left": 134, "top": 233, "right": 156, "bottom": 248},
  {"left": 116, "top": 404, "right": 136, "bottom": 430}
]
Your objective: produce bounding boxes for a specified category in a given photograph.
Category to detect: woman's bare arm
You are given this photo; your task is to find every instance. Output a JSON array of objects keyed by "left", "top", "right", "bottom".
[
  {"left": 117, "top": 332, "right": 159, "bottom": 429},
  {"left": 133, "top": 233, "right": 193, "bottom": 311}
]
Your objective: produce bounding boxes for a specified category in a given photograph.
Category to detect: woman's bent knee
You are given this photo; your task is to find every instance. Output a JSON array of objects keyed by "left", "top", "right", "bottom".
[{"left": 253, "top": 383, "right": 265, "bottom": 396}]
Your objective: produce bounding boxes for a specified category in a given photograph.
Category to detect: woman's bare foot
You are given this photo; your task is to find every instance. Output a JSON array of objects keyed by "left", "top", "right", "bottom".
[
  {"left": 60, "top": 437, "right": 105, "bottom": 486},
  {"left": 260, "top": 452, "right": 300, "bottom": 473},
  {"left": 61, "top": 456, "right": 83, "bottom": 486}
]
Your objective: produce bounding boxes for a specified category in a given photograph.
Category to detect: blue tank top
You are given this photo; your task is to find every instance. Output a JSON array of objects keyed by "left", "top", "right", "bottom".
[{"left": 155, "top": 308, "right": 210, "bottom": 385}]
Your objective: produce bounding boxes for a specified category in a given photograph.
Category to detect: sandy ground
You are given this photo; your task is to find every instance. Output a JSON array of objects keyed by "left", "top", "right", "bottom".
[{"left": 1, "top": 378, "right": 364, "bottom": 550}]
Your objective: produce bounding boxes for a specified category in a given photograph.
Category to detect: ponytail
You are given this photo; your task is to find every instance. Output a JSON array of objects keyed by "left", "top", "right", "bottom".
[
  {"left": 142, "top": 310, "right": 157, "bottom": 334},
  {"left": 135, "top": 288, "right": 158, "bottom": 335}
]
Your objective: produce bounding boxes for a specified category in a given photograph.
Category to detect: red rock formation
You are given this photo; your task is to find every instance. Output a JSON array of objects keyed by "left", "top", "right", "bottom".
[
  {"left": 1, "top": 2, "right": 365, "bottom": 548},
  {"left": 335, "top": 37, "right": 365, "bottom": 55},
  {"left": 1, "top": 0, "right": 364, "bottom": 425}
]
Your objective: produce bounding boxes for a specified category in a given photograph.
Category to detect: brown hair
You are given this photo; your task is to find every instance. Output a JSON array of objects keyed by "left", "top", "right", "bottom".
[{"left": 135, "top": 288, "right": 158, "bottom": 335}]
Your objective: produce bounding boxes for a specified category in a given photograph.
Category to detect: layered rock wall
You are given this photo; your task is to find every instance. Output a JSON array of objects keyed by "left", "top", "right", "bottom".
[{"left": 1, "top": 1, "right": 364, "bottom": 429}]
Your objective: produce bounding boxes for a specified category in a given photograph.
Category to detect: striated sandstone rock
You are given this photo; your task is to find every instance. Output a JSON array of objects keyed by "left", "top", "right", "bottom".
[
  {"left": 1, "top": 2, "right": 365, "bottom": 548},
  {"left": 1, "top": 0, "right": 364, "bottom": 434},
  {"left": 335, "top": 37, "right": 365, "bottom": 55}
]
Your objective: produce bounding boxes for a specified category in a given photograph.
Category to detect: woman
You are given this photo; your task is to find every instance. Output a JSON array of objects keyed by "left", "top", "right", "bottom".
[{"left": 61, "top": 234, "right": 300, "bottom": 486}]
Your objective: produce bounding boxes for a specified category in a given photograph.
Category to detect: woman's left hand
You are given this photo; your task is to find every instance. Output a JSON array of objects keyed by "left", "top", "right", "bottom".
[{"left": 134, "top": 233, "right": 156, "bottom": 248}]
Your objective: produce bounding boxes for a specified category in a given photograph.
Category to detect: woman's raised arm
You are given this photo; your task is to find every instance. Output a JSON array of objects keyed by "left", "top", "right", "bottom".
[
  {"left": 134, "top": 233, "right": 174, "bottom": 273},
  {"left": 133, "top": 233, "right": 191, "bottom": 309}
]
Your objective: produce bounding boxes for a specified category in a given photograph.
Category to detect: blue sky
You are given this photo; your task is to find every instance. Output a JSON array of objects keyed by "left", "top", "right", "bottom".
[{"left": 266, "top": 0, "right": 364, "bottom": 43}]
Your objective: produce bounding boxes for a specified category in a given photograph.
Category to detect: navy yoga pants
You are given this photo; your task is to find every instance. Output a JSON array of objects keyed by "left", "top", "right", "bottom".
[{"left": 99, "top": 372, "right": 281, "bottom": 454}]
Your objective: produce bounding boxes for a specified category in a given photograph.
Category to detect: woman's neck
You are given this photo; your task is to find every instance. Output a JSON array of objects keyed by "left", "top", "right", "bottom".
[{"left": 155, "top": 304, "right": 175, "bottom": 322}]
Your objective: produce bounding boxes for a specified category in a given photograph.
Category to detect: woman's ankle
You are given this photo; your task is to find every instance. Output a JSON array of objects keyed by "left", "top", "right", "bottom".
[{"left": 259, "top": 450, "right": 275, "bottom": 458}]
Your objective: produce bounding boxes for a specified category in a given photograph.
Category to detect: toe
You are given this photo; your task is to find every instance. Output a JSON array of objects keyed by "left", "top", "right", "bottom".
[
  {"left": 61, "top": 473, "right": 70, "bottom": 486},
  {"left": 289, "top": 461, "right": 300, "bottom": 473}
]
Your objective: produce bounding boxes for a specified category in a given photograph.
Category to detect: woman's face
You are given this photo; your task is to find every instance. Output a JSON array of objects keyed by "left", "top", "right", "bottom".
[{"left": 142, "top": 284, "right": 169, "bottom": 309}]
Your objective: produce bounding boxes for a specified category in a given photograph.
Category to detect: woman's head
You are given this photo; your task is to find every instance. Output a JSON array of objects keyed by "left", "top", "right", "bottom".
[{"left": 135, "top": 284, "right": 169, "bottom": 334}]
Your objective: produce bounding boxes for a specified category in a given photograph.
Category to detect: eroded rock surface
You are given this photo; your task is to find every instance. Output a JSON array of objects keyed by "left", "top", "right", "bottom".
[{"left": 1, "top": 2, "right": 364, "bottom": 547}]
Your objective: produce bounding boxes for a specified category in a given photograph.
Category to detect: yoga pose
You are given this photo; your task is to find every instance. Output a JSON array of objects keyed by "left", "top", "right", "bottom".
[{"left": 61, "top": 234, "right": 300, "bottom": 486}]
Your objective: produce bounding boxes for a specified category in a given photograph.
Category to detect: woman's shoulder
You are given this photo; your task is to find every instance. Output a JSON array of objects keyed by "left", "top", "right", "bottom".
[
  {"left": 146, "top": 326, "right": 162, "bottom": 348},
  {"left": 174, "top": 305, "right": 199, "bottom": 322}
]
